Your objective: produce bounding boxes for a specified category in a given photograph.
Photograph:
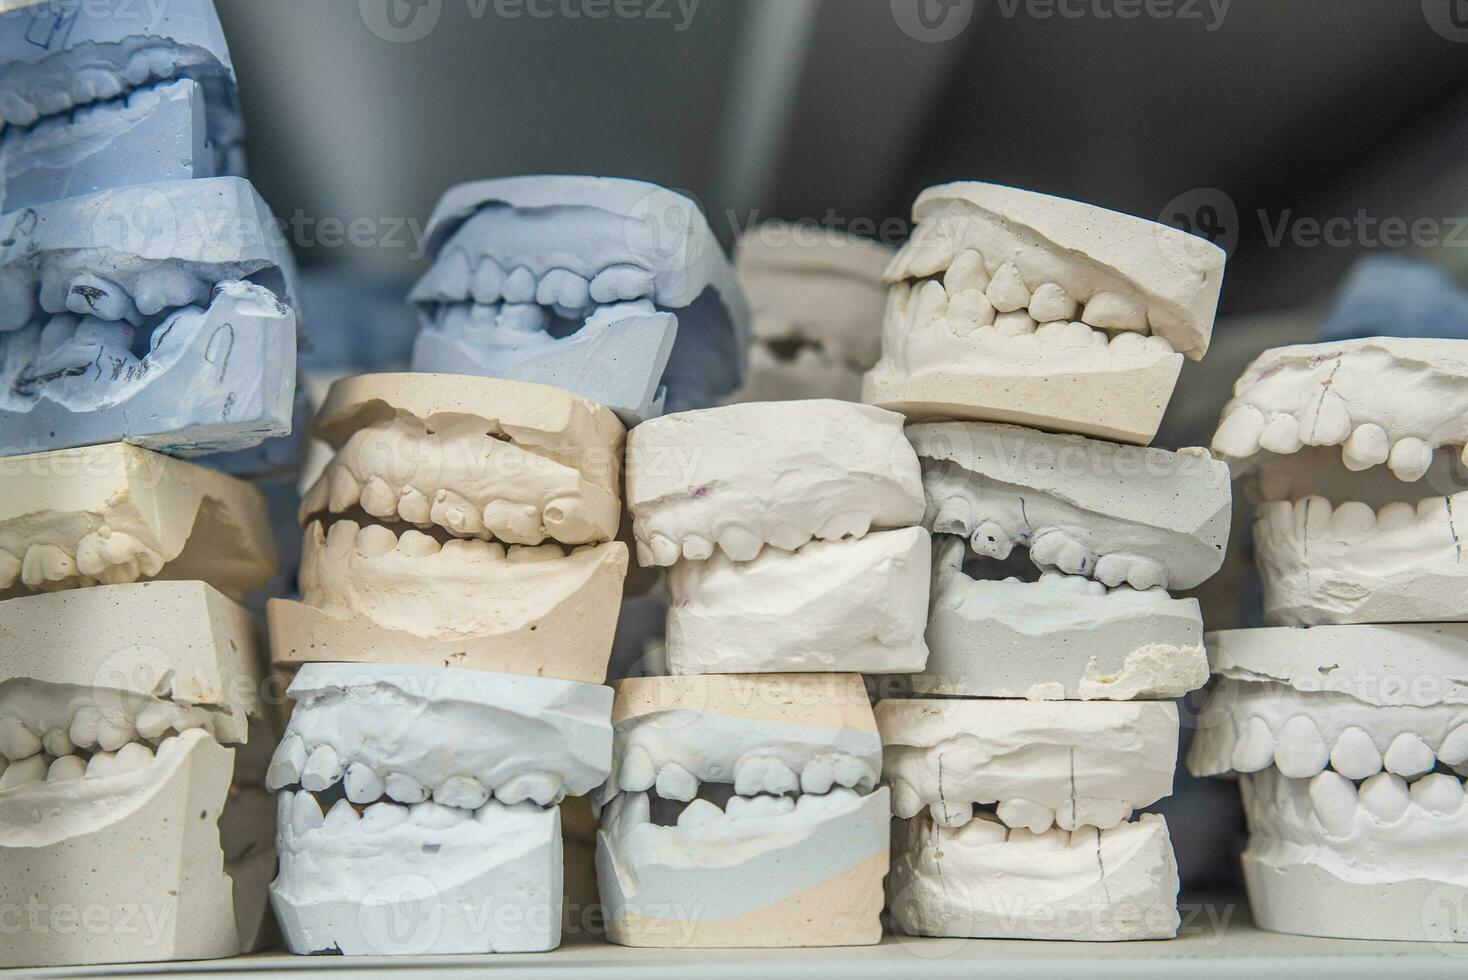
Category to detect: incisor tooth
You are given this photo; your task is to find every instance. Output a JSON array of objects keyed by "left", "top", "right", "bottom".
[
  {"left": 293, "top": 790, "right": 325, "bottom": 835},
  {"left": 328, "top": 468, "right": 362, "bottom": 512},
  {"left": 0, "top": 718, "right": 40, "bottom": 761},
  {"left": 1213, "top": 405, "right": 1265, "bottom": 460},
  {"left": 1308, "top": 771, "right": 1358, "bottom": 837},
  {"left": 1232, "top": 717, "right": 1276, "bottom": 772},
  {"left": 619, "top": 746, "right": 656, "bottom": 793},
  {"left": 942, "top": 249, "right": 989, "bottom": 295},
  {"left": 0, "top": 550, "right": 18, "bottom": 588},
  {"left": 301, "top": 744, "right": 344, "bottom": 792},
  {"left": 267, "top": 734, "right": 307, "bottom": 791}
]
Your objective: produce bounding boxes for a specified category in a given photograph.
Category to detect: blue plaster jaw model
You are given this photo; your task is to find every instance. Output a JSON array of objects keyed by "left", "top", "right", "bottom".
[{"left": 410, "top": 175, "right": 750, "bottom": 423}]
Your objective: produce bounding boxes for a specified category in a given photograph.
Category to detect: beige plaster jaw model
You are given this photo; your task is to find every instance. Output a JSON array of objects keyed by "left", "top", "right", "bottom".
[
  {"left": 1212, "top": 338, "right": 1468, "bottom": 625},
  {"left": 0, "top": 581, "right": 274, "bottom": 969},
  {"left": 727, "top": 225, "right": 891, "bottom": 404},
  {"left": 271, "top": 373, "right": 628, "bottom": 683},
  {"left": 863, "top": 181, "right": 1227, "bottom": 446},
  {"left": 595, "top": 674, "right": 890, "bottom": 948},
  {"left": 0, "top": 443, "right": 275, "bottom": 601},
  {"left": 877, "top": 698, "right": 1182, "bottom": 941},
  {"left": 1188, "top": 626, "right": 1468, "bottom": 942}
]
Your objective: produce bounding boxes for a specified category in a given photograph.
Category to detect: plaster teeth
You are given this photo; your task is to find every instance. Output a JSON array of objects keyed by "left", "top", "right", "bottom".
[
  {"left": 619, "top": 746, "right": 656, "bottom": 793},
  {"left": 506, "top": 544, "right": 561, "bottom": 564},
  {"left": 1231, "top": 717, "right": 1276, "bottom": 772},
  {"left": 1258, "top": 414, "right": 1304, "bottom": 455},
  {"left": 942, "top": 250, "right": 989, "bottom": 295},
  {"left": 1329, "top": 501, "right": 1377, "bottom": 537},
  {"left": 1308, "top": 770, "right": 1358, "bottom": 837},
  {"left": 292, "top": 791, "right": 326, "bottom": 835},
  {"left": 267, "top": 734, "right": 308, "bottom": 791},
  {"left": 953, "top": 813, "right": 1009, "bottom": 846},
  {"left": 766, "top": 525, "right": 809, "bottom": 552},
  {"left": 1054, "top": 799, "right": 1131, "bottom": 832},
  {"left": 1387, "top": 438, "right": 1434, "bottom": 482},
  {"left": 815, "top": 511, "right": 872, "bottom": 543},
  {"left": 384, "top": 772, "right": 429, "bottom": 804},
  {"left": 46, "top": 755, "right": 85, "bottom": 783},
  {"left": 432, "top": 490, "right": 488, "bottom": 538},
  {"left": 892, "top": 780, "right": 923, "bottom": 819},
  {"left": 299, "top": 479, "right": 330, "bottom": 523},
  {"left": 323, "top": 798, "right": 359, "bottom": 831},
  {"left": 66, "top": 274, "right": 140, "bottom": 324},
  {"left": 132, "top": 703, "right": 171, "bottom": 741},
  {"left": 1358, "top": 772, "right": 1410, "bottom": 823},
  {"left": 717, "top": 526, "right": 764, "bottom": 562},
  {"left": 328, "top": 469, "right": 363, "bottom": 513},
  {"left": 359, "top": 477, "right": 400, "bottom": 520},
  {"left": 0, "top": 755, "right": 47, "bottom": 789},
  {"left": 338, "top": 762, "right": 383, "bottom": 805},
  {"left": 1376, "top": 501, "right": 1416, "bottom": 531},
  {"left": 994, "top": 311, "right": 1037, "bottom": 337},
  {"left": 69, "top": 708, "right": 101, "bottom": 750},
  {"left": 1213, "top": 405, "right": 1265, "bottom": 460},
  {"left": 1439, "top": 725, "right": 1468, "bottom": 767},
  {"left": 726, "top": 794, "right": 795, "bottom": 820},
  {"left": 676, "top": 798, "right": 723, "bottom": 829},
  {"left": 800, "top": 758, "right": 836, "bottom": 795},
  {"left": 1300, "top": 390, "right": 1352, "bottom": 447},
  {"left": 1028, "top": 283, "right": 1078, "bottom": 323},
  {"left": 1340, "top": 423, "right": 1390, "bottom": 471},
  {"left": 649, "top": 534, "right": 680, "bottom": 566},
  {"left": 1330, "top": 727, "right": 1383, "bottom": 780},
  {"left": 21, "top": 544, "right": 77, "bottom": 587},
  {"left": 324, "top": 520, "right": 359, "bottom": 560},
  {"left": 0, "top": 551, "right": 19, "bottom": 589},
  {"left": 1124, "top": 557, "right": 1167, "bottom": 591},
  {"left": 537, "top": 269, "right": 591, "bottom": 311},
  {"left": 482, "top": 501, "right": 541, "bottom": 544},
  {"left": 0, "top": 718, "right": 41, "bottom": 761},
  {"left": 301, "top": 744, "right": 345, "bottom": 792},
  {"left": 654, "top": 764, "right": 697, "bottom": 803},
  {"left": 355, "top": 524, "right": 399, "bottom": 559},
  {"left": 435, "top": 775, "right": 490, "bottom": 811},
  {"left": 41, "top": 729, "right": 74, "bottom": 758},
  {"left": 996, "top": 798, "right": 1055, "bottom": 834},
  {"left": 397, "top": 487, "right": 433, "bottom": 526},
  {"left": 970, "top": 521, "right": 1014, "bottom": 560},
  {"left": 1274, "top": 717, "right": 1329, "bottom": 778},
  {"left": 734, "top": 757, "right": 799, "bottom": 797},
  {"left": 832, "top": 754, "right": 870, "bottom": 790},
  {"left": 1409, "top": 773, "right": 1465, "bottom": 816},
  {"left": 397, "top": 530, "right": 441, "bottom": 557},
  {"left": 985, "top": 262, "right": 1030, "bottom": 313},
  {"left": 85, "top": 750, "right": 118, "bottom": 779},
  {"left": 589, "top": 264, "right": 656, "bottom": 304},
  {"left": 929, "top": 800, "right": 974, "bottom": 829},
  {"left": 495, "top": 772, "right": 562, "bottom": 806},
  {"left": 96, "top": 715, "right": 135, "bottom": 753},
  {"left": 946, "top": 290, "right": 995, "bottom": 336},
  {"left": 469, "top": 256, "right": 505, "bottom": 304},
  {"left": 113, "top": 742, "right": 154, "bottom": 775},
  {"left": 1383, "top": 733, "right": 1436, "bottom": 779},
  {"left": 500, "top": 267, "right": 536, "bottom": 304},
  {"left": 1081, "top": 291, "right": 1146, "bottom": 333},
  {"left": 132, "top": 268, "right": 210, "bottom": 316},
  {"left": 361, "top": 801, "right": 410, "bottom": 834}
]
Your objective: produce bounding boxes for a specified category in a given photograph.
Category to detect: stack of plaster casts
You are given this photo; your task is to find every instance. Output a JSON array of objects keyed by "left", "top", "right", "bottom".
[
  {"left": 865, "top": 182, "right": 1232, "bottom": 941},
  {"left": 603, "top": 398, "right": 931, "bottom": 947},
  {"left": 263, "top": 174, "right": 754, "bottom": 956},
  {"left": 1191, "top": 337, "right": 1468, "bottom": 943},
  {"left": 0, "top": 0, "right": 302, "bottom": 968}
]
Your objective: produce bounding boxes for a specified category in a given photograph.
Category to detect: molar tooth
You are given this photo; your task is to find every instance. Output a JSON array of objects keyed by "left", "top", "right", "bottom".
[
  {"left": 0, "top": 755, "right": 46, "bottom": 789},
  {"left": 717, "top": 526, "right": 764, "bottom": 562},
  {"left": 954, "top": 814, "right": 1008, "bottom": 846},
  {"left": 985, "top": 262, "right": 1030, "bottom": 313},
  {"left": 96, "top": 714, "right": 134, "bottom": 753},
  {"left": 482, "top": 500, "right": 542, "bottom": 544},
  {"left": 507, "top": 544, "right": 562, "bottom": 563},
  {"left": 726, "top": 794, "right": 795, "bottom": 819},
  {"left": 397, "top": 487, "right": 433, "bottom": 525},
  {"left": 1125, "top": 558, "right": 1167, "bottom": 592},
  {"left": 0, "top": 90, "right": 38, "bottom": 128},
  {"left": 946, "top": 290, "right": 995, "bottom": 337},
  {"left": 85, "top": 750, "right": 118, "bottom": 779},
  {"left": 1093, "top": 554, "right": 1130, "bottom": 589},
  {"left": 1329, "top": 501, "right": 1377, "bottom": 538},
  {"left": 361, "top": 802, "right": 410, "bottom": 834},
  {"left": 589, "top": 265, "right": 656, "bottom": 304},
  {"left": 831, "top": 755, "right": 869, "bottom": 790},
  {"left": 1259, "top": 414, "right": 1304, "bottom": 455},
  {"left": 1081, "top": 291, "right": 1146, "bottom": 332},
  {"left": 359, "top": 477, "right": 400, "bottom": 520},
  {"left": 0, "top": 718, "right": 40, "bottom": 761},
  {"left": 470, "top": 256, "right": 507, "bottom": 304},
  {"left": 800, "top": 758, "right": 836, "bottom": 795},
  {"left": 734, "top": 757, "right": 798, "bottom": 797},
  {"left": 356, "top": 524, "right": 399, "bottom": 559},
  {"left": 537, "top": 269, "right": 591, "bottom": 311},
  {"left": 1342, "top": 423, "right": 1390, "bottom": 472},
  {"left": 435, "top": 775, "right": 489, "bottom": 811},
  {"left": 1054, "top": 799, "right": 1130, "bottom": 831},
  {"left": 619, "top": 746, "right": 656, "bottom": 793},
  {"left": 1358, "top": 772, "right": 1410, "bottom": 823},
  {"left": 816, "top": 512, "right": 871, "bottom": 543},
  {"left": 66, "top": 275, "right": 139, "bottom": 324},
  {"left": 681, "top": 534, "right": 715, "bottom": 560},
  {"left": 1029, "top": 530, "right": 1071, "bottom": 569},
  {"left": 267, "top": 734, "right": 307, "bottom": 790},
  {"left": 1057, "top": 321, "right": 1095, "bottom": 348},
  {"left": 41, "top": 729, "right": 73, "bottom": 758},
  {"left": 1231, "top": 717, "right": 1276, "bottom": 772},
  {"left": 495, "top": 772, "right": 562, "bottom": 807},
  {"left": 969, "top": 521, "right": 1014, "bottom": 560},
  {"left": 942, "top": 249, "right": 989, "bottom": 294},
  {"left": 344, "top": 763, "right": 385, "bottom": 804},
  {"left": 1275, "top": 716, "right": 1330, "bottom": 778},
  {"left": 324, "top": 798, "right": 359, "bottom": 831},
  {"left": 432, "top": 489, "right": 488, "bottom": 538},
  {"left": 1109, "top": 331, "right": 1146, "bottom": 351},
  {"left": 1028, "top": 283, "right": 1077, "bottom": 322},
  {"left": 994, "top": 310, "right": 1037, "bottom": 337},
  {"left": 1377, "top": 501, "right": 1417, "bottom": 531},
  {"left": 325, "top": 520, "right": 360, "bottom": 560},
  {"left": 397, "top": 530, "right": 441, "bottom": 557},
  {"left": 1384, "top": 733, "right": 1436, "bottom": 779},
  {"left": 21, "top": 544, "right": 77, "bottom": 587},
  {"left": 1410, "top": 773, "right": 1465, "bottom": 816},
  {"left": 1308, "top": 771, "right": 1358, "bottom": 837},
  {"left": 929, "top": 800, "right": 974, "bottom": 829},
  {"left": 112, "top": 742, "right": 153, "bottom": 775},
  {"left": 46, "top": 756, "right": 85, "bottom": 783},
  {"left": 1438, "top": 725, "right": 1468, "bottom": 767},
  {"left": 655, "top": 764, "right": 697, "bottom": 803},
  {"left": 328, "top": 468, "right": 363, "bottom": 513},
  {"left": 1388, "top": 438, "right": 1433, "bottom": 483},
  {"left": 996, "top": 798, "right": 1055, "bottom": 834},
  {"left": 301, "top": 745, "right": 345, "bottom": 792},
  {"left": 1300, "top": 390, "right": 1352, "bottom": 447},
  {"left": 131, "top": 268, "right": 208, "bottom": 315},
  {"left": 1330, "top": 727, "right": 1382, "bottom": 780},
  {"left": 1213, "top": 405, "right": 1265, "bottom": 460},
  {"left": 293, "top": 791, "right": 325, "bottom": 835},
  {"left": 384, "top": 772, "right": 429, "bottom": 804},
  {"left": 677, "top": 799, "right": 723, "bottom": 829}
]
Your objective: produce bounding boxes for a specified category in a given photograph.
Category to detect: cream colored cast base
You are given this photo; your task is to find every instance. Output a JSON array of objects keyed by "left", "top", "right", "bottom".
[{"left": 0, "top": 443, "right": 275, "bottom": 600}]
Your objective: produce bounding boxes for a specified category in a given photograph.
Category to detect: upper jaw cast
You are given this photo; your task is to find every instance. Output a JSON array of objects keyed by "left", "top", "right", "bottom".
[{"left": 409, "top": 175, "right": 751, "bottom": 423}]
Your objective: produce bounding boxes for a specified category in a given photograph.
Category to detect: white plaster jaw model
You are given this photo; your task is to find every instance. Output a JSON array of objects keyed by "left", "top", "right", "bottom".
[
  {"left": 627, "top": 399, "right": 930, "bottom": 675},
  {"left": 0, "top": 441, "right": 276, "bottom": 600},
  {"left": 267, "top": 662, "right": 613, "bottom": 955},
  {"left": 594, "top": 673, "right": 889, "bottom": 947},
  {"left": 905, "top": 421, "right": 1228, "bottom": 700},
  {"left": 877, "top": 699, "right": 1182, "bottom": 941},
  {"left": 0, "top": 580, "right": 275, "bottom": 968},
  {"left": 1212, "top": 338, "right": 1468, "bottom": 626},
  {"left": 270, "top": 372, "right": 628, "bottom": 683},
  {"left": 409, "top": 175, "right": 750, "bottom": 424},
  {"left": 863, "top": 181, "right": 1227, "bottom": 446},
  {"left": 727, "top": 224, "right": 891, "bottom": 403},
  {"left": 1188, "top": 626, "right": 1468, "bottom": 942}
]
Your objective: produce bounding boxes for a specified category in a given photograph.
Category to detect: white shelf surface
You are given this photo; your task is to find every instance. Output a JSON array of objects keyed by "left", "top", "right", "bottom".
[{"left": 14, "top": 917, "right": 1466, "bottom": 979}]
